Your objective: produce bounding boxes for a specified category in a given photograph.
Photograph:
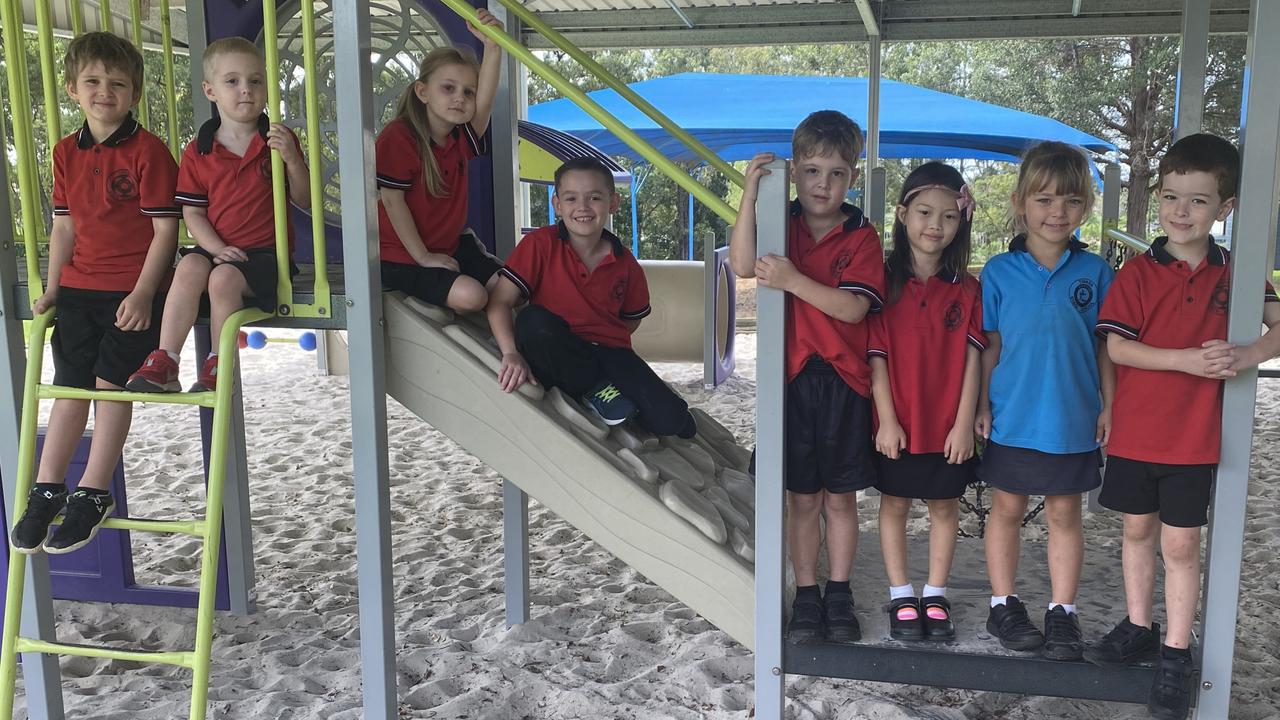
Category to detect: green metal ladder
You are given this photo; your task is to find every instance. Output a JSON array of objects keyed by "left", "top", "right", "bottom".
[{"left": 0, "top": 305, "right": 269, "bottom": 720}]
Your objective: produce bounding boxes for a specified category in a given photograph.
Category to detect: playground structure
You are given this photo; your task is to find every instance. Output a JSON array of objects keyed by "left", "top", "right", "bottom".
[{"left": 0, "top": 1, "right": 1275, "bottom": 720}]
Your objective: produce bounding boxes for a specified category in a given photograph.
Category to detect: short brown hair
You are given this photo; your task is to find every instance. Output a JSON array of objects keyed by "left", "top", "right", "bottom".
[
  {"left": 64, "top": 32, "right": 144, "bottom": 92},
  {"left": 792, "top": 110, "right": 863, "bottom": 168},
  {"left": 554, "top": 157, "right": 616, "bottom": 193},
  {"left": 202, "top": 36, "right": 264, "bottom": 80},
  {"left": 1010, "top": 141, "right": 1096, "bottom": 232},
  {"left": 1158, "top": 133, "right": 1239, "bottom": 201}
]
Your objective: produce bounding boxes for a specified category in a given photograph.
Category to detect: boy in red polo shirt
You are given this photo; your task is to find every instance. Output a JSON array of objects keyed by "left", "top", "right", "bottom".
[
  {"left": 485, "top": 157, "right": 696, "bottom": 438},
  {"left": 9, "top": 33, "right": 180, "bottom": 554},
  {"left": 126, "top": 36, "right": 309, "bottom": 393},
  {"left": 1091, "top": 133, "right": 1280, "bottom": 720},
  {"left": 729, "top": 110, "right": 886, "bottom": 644}
]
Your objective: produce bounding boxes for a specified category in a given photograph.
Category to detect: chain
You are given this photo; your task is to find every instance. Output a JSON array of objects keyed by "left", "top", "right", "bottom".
[{"left": 957, "top": 480, "right": 1048, "bottom": 538}]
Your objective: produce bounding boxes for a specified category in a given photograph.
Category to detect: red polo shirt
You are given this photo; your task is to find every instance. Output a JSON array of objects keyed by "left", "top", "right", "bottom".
[
  {"left": 1097, "top": 237, "right": 1279, "bottom": 465},
  {"left": 785, "top": 201, "right": 886, "bottom": 397},
  {"left": 51, "top": 115, "right": 180, "bottom": 292},
  {"left": 375, "top": 119, "right": 488, "bottom": 263},
  {"left": 174, "top": 114, "right": 300, "bottom": 253},
  {"left": 867, "top": 271, "right": 986, "bottom": 453},
  {"left": 500, "top": 222, "right": 650, "bottom": 349}
]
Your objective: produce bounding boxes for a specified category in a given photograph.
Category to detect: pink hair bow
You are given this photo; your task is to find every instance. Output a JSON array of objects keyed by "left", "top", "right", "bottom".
[{"left": 956, "top": 183, "right": 975, "bottom": 221}]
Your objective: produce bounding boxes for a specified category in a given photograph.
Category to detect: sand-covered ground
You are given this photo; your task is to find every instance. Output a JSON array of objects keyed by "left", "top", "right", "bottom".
[{"left": 12, "top": 331, "right": 1280, "bottom": 719}]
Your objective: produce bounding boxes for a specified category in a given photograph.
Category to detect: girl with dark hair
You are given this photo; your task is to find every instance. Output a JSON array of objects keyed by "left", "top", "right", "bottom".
[{"left": 867, "top": 161, "right": 984, "bottom": 641}]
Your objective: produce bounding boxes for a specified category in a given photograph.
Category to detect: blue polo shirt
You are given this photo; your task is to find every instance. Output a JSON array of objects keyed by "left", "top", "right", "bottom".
[{"left": 981, "top": 236, "right": 1114, "bottom": 454}]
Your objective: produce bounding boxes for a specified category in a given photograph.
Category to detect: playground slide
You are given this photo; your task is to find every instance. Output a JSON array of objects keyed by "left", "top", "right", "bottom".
[{"left": 381, "top": 293, "right": 758, "bottom": 648}]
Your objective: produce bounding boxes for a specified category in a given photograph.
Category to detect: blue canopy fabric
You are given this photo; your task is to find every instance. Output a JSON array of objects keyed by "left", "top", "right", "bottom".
[{"left": 529, "top": 73, "right": 1115, "bottom": 164}]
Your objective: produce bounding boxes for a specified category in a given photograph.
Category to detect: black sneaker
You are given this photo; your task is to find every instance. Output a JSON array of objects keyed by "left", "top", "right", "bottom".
[
  {"left": 9, "top": 485, "right": 67, "bottom": 554},
  {"left": 1042, "top": 606, "right": 1084, "bottom": 661},
  {"left": 787, "top": 592, "right": 824, "bottom": 644},
  {"left": 986, "top": 596, "right": 1045, "bottom": 651},
  {"left": 583, "top": 382, "right": 636, "bottom": 426},
  {"left": 921, "top": 595, "right": 956, "bottom": 641},
  {"left": 824, "top": 588, "right": 861, "bottom": 643},
  {"left": 1148, "top": 647, "right": 1195, "bottom": 720},
  {"left": 888, "top": 596, "right": 924, "bottom": 640},
  {"left": 43, "top": 490, "right": 115, "bottom": 555},
  {"left": 1083, "top": 617, "right": 1159, "bottom": 668}
]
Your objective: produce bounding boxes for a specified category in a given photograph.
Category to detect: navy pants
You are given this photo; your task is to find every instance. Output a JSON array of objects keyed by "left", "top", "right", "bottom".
[{"left": 515, "top": 304, "right": 695, "bottom": 438}]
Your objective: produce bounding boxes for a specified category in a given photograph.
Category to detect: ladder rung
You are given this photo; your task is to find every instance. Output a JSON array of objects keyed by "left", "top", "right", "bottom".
[
  {"left": 14, "top": 637, "right": 195, "bottom": 669},
  {"left": 49, "top": 516, "right": 206, "bottom": 536},
  {"left": 37, "top": 384, "right": 216, "bottom": 407}
]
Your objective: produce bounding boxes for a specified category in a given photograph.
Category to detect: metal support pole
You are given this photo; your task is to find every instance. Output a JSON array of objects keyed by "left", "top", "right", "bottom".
[
  {"left": 753, "top": 158, "right": 789, "bottom": 720},
  {"left": 1174, "top": 0, "right": 1209, "bottom": 139},
  {"left": 490, "top": 2, "right": 521, "bottom": 260},
  {"left": 501, "top": 479, "right": 529, "bottom": 626},
  {"left": 703, "top": 230, "right": 717, "bottom": 389},
  {"left": 194, "top": 331, "right": 255, "bottom": 616},
  {"left": 865, "top": 33, "right": 881, "bottom": 226},
  {"left": 0, "top": 110, "right": 63, "bottom": 720},
  {"left": 334, "top": 0, "right": 399, "bottom": 716},
  {"left": 1197, "top": 1, "right": 1280, "bottom": 717},
  {"left": 867, "top": 166, "right": 886, "bottom": 232},
  {"left": 186, "top": 0, "right": 211, "bottom": 128}
]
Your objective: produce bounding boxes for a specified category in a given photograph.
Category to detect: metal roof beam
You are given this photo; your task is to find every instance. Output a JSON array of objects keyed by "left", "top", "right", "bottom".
[{"left": 855, "top": 0, "right": 879, "bottom": 36}]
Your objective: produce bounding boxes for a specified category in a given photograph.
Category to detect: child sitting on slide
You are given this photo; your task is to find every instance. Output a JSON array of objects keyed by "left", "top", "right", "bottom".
[{"left": 485, "top": 156, "right": 697, "bottom": 438}]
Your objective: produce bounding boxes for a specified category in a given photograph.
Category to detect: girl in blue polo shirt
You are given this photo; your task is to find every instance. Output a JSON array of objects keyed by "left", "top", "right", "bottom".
[
  {"left": 976, "top": 141, "right": 1114, "bottom": 662},
  {"left": 868, "top": 162, "right": 985, "bottom": 642}
]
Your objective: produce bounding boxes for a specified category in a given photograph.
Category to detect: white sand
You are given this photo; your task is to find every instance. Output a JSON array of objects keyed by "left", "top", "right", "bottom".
[{"left": 13, "top": 332, "right": 1280, "bottom": 719}]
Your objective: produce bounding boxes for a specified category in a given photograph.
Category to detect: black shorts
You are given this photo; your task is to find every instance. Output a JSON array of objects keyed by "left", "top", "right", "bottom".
[
  {"left": 784, "top": 358, "right": 877, "bottom": 495},
  {"left": 977, "top": 440, "right": 1102, "bottom": 496},
  {"left": 179, "top": 246, "right": 299, "bottom": 313},
  {"left": 51, "top": 287, "right": 164, "bottom": 389},
  {"left": 876, "top": 451, "right": 975, "bottom": 500},
  {"left": 381, "top": 232, "right": 502, "bottom": 308},
  {"left": 1098, "top": 455, "right": 1215, "bottom": 528}
]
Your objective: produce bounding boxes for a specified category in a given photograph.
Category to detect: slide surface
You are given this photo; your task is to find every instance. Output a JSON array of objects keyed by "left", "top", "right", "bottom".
[{"left": 382, "top": 294, "right": 758, "bottom": 648}]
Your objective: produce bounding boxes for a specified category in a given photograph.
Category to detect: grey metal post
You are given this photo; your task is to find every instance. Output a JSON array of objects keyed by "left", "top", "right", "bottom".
[
  {"left": 703, "top": 230, "right": 717, "bottom": 389},
  {"left": 1102, "top": 163, "right": 1121, "bottom": 226},
  {"left": 0, "top": 117, "right": 64, "bottom": 720},
  {"left": 753, "top": 159, "right": 789, "bottom": 720},
  {"left": 1197, "top": 1, "right": 1280, "bottom": 717},
  {"left": 865, "top": 33, "right": 881, "bottom": 225},
  {"left": 1174, "top": 0, "right": 1209, "bottom": 139},
  {"left": 489, "top": 2, "right": 521, "bottom": 260},
  {"left": 502, "top": 479, "right": 529, "bottom": 626},
  {"left": 334, "top": 1, "right": 399, "bottom": 716},
  {"left": 866, "top": 166, "right": 886, "bottom": 231},
  {"left": 194, "top": 331, "right": 256, "bottom": 616},
  {"left": 185, "top": 0, "right": 211, "bottom": 127}
]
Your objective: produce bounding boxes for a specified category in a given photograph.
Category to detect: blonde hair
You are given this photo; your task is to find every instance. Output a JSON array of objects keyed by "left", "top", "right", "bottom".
[
  {"left": 1010, "top": 141, "right": 1096, "bottom": 233},
  {"left": 202, "top": 36, "right": 264, "bottom": 81},
  {"left": 792, "top": 110, "right": 863, "bottom": 169},
  {"left": 64, "top": 31, "right": 144, "bottom": 92},
  {"left": 394, "top": 46, "right": 481, "bottom": 198}
]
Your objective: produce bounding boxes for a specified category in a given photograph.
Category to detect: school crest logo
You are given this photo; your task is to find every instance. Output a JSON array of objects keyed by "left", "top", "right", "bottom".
[
  {"left": 943, "top": 300, "right": 964, "bottom": 331},
  {"left": 1211, "top": 280, "right": 1230, "bottom": 315},
  {"left": 611, "top": 277, "right": 627, "bottom": 302},
  {"left": 107, "top": 169, "right": 137, "bottom": 201},
  {"left": 830, "top": 251, "right": 852, "bottom": 281},
  {"left": 1069, "top": 278, "right": 1096, "bottom": 312},
  {"left": 259, "top": 157, "right": 273, "bottom": 183}
]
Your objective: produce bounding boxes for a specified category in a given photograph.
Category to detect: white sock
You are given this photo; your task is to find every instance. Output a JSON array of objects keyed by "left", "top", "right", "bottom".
[
  {"left": 208, "top": 352, "right": 218, "bottom": 358},
  {"left": 923, "top": 584, "right": 947, "bottom": 598},
  {"left": 1050, "top": 602, "right": 1077, "bottom": 615},
  {"left": 990, "top": 594, "right": 1016, "bottom": 608},
  {"left": 165, "top": 350, "right": 179, "bottom": 362},
  {"left": 889, "top": 583, "right": 915, "bottom": 600}
]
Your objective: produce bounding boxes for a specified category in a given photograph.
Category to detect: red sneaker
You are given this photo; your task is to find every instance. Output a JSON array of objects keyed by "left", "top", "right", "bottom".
[
  {"left": 189, "top": 354, "right": 218, "bottom": 393},
  {"left": 125, "top": 350, "right": 181, "bottom": 392}
]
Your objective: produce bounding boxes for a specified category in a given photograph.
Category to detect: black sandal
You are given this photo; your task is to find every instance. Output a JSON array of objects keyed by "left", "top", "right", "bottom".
[
  {"left": 921, "top": 595, "right": 956, "bottom": 641},
  {"left": 888, "top": 596, "right": 924, "bottom": 640}
]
